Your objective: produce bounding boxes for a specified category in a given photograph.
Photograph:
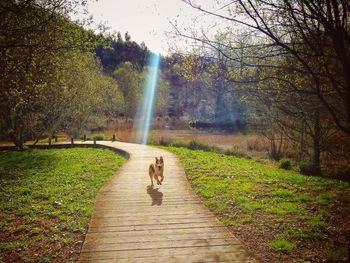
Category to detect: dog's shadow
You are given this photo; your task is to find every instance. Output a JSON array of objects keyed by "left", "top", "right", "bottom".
[{"left": 147, "top": 185, "right": 163, "bottom": 206}]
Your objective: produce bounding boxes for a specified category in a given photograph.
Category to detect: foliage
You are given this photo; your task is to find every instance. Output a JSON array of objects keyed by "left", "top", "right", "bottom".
[
  {"left": 112, "top": 62, "right": 142, "bottom": 116},
  {"left": 279, "top": 158, "right": 292, "bottom": 170},
  {"left": 95, "top": 32, "right": 149, "bottom": 73},
  {"left": 164, "top": 146, "right": 350, "bottom": 262},
  {"left": 0, "top": 148, "right": 127, "bottom": 262},
  {"left": 98, "top": 74, "right": 125, "bottom": 120},
  {"left": 55, "top": 52, "right": 110, "bottom": 138},
  {"left": 93, "top": 134, "right": 109, "bottom": 141},
  {"left": 0, "top": 1, "right": 141, "bottom": 147},
  {"left": 187, "top": 140, "right": 213, "bottom": 151},
  {"left": 0, "top": 1, "right": 102, "bottom": 148}
]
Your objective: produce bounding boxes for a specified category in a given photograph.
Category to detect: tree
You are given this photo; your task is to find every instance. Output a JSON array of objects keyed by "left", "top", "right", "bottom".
[
  {"left": 95, "top": 32, "right": 149, "bottom": 73},
  {"left": 112, "top": 62, "right": 143, "bottom": 116},
  {"left": 0, "top": 0, "right": 98, "bottom": 148},
  {"left": 99, "top": 76, "right": 125, "bottom": 121}
]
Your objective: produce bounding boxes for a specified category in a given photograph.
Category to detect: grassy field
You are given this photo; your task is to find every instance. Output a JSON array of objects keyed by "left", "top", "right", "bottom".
[
  {"left": 0, "top": 148, "right": 127, "bottom": 262},
  {"left": 164, "top": 146, "right": 350, "bottom": 263}
]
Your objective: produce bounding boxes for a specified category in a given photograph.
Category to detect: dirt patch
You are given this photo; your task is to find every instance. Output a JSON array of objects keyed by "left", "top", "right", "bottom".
[{"left": 0, "top": 216, "right": 85, "bottom": 263}]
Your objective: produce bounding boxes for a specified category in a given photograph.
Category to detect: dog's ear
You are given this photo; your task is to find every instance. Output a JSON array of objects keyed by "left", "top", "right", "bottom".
[
  {"left": 155, "top": 157, "right": 158, "bottom": 161},
  {"left": 160, "top": 156, "right": 163, "bottom": 163}
]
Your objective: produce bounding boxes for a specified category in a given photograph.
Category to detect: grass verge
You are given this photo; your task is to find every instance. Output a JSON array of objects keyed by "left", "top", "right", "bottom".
[
  {"left": 164, "top": 146, "right": 350, "bottom": 263},
  {"left": 0, "top": 148, "right": 127, "bottom": 262}
]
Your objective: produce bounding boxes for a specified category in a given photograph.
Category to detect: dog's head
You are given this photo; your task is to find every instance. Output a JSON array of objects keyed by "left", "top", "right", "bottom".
[{"left": 155, "top": 156, "right": 164, "bottom": 170}]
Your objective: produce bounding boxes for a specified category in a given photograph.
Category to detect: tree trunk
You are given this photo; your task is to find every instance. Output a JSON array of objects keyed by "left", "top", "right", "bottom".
[
  {"left": 270, "top": 133, "right": 280, "bottom": 161},
  {"left": 299, "top": 119, "right": 305, "bottom": 161},
  {"left": 313, "top": 111, "right": 321, "bottom": 174},
  {"left": 11, "top": 131, "right": 24, "bottom": 150},
  {"left": 14, "top": 139, "right": 24, "bottom": 150}
]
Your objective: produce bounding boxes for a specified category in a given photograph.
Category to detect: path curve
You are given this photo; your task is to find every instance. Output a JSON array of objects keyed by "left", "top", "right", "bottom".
[{"left": 78, "top": 141, "right": 256, "bottom": 263}]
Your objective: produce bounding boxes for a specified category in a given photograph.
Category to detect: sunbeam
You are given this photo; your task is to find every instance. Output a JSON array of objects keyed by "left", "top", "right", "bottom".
[{"left": 132, "top": 53, "right": 161, "bottom": 144}]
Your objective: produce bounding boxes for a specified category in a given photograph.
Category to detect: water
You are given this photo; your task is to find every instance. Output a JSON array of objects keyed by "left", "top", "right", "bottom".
[{"left": 132, "top": 53, "right": 161, "bottom": 144}]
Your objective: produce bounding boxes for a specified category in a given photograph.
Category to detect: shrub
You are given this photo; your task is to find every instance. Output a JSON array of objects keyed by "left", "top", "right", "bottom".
[
  {"left": 187, "top": 140, "right": 212, "bottom": 151},
  {"left": 279, "top": 158, "right": 292, "bottom": 170},
  {"left": 224, "top": 145, "right": 249, "bottom": 158},
  {"left": 93, "top": 134, "right": 107, "bottom": 141}
]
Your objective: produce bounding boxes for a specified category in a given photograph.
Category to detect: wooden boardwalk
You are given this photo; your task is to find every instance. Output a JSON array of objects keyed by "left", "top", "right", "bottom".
[{"left": 78, "top": 141, "right": 256, "bottom": 262}]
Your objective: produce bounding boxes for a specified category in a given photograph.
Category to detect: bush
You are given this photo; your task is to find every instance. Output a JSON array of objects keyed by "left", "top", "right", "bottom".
[
  {"left": 269, "top": 239, "right": 295, "bottom": 253},
  {"left": 93, "top": 134, "right": 107, "bottom": 141},
  {"left": 279, "top": 158, "right": 292, "bottom": 170},
  {"left": 224, "top": 145, "right": 249, "bottom": 158},
  {"left": 188, "top": 140, "right": 212, "bottom": 151}
]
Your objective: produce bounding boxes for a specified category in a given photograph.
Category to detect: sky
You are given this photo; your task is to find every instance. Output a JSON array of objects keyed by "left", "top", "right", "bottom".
[
  {"left": 82, "top": 0, "right": 236, "bottom": 55},
  {"left": 84, "top": 0, "right": 198, "bottom": 55}
]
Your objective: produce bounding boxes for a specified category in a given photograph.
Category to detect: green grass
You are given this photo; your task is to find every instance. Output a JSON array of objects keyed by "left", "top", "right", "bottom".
[
  {"left": 164, "top": 146, "right": 350, "bottom": 261},
  {"left": 269, "top": 239, "right": 295, "bottom": 252},
  {"left": 0, "top": 148, "right": 127, "bottom": 262}
]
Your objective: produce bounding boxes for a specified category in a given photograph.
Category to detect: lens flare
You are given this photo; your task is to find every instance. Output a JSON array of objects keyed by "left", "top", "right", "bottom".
[{"left": 132, "top": 53, "right": 160, "bottom": 144}]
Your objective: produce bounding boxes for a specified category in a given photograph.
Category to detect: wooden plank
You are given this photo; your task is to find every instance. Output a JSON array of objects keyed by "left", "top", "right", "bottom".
[
  {"left": 83, "top": 226, "right": 231, "bottom": 239},
  {"left": 82, "top": 238, "right": 240, "bottom": 252},
  {"left": 90, "top": 216, "right": 216, "bottom": 226},
  {"left": 83, "top": 232, "right": 233, "bottom": 244},
  {"left": 90, "top": 211, "right": 214, "bottom": 218},
  {"left": 78, "top": 253, "right": 254, "bottom": 263},
  {"left": 88, "top": 222, "right": 224, "bottom": 232},
  {"left": 79, "top": 245, "right": 248, "bottom": 260}
]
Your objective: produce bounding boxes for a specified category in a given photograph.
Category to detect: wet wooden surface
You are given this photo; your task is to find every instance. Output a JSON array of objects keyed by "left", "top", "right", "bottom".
[{"left": 77, "top": 141, "right": 256, "bottom": 262}]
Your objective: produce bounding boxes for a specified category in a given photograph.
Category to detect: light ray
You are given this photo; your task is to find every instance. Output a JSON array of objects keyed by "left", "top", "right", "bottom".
[{"left": 132, "top": 53, "right": 160, "bottom": 144}]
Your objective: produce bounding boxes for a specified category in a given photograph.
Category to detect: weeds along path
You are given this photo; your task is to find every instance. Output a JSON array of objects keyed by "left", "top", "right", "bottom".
[{"left": 78, "top": 141, "right": 256, "bottom": 262}]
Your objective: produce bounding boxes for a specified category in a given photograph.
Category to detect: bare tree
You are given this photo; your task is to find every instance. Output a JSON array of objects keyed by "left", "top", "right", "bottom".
[{"left": 179, "top": 0, "right": 350, "bottom": 135}]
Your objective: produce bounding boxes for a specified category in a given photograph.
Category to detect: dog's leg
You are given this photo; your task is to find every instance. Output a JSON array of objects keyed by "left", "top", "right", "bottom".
[{"left": 149, "top": 165, "right": 155, "bottom": 186}]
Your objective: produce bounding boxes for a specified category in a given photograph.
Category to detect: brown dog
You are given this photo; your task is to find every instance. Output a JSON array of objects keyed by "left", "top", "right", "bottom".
[{"left": 149, "top": 156, "right": 164, "bottom": 186}]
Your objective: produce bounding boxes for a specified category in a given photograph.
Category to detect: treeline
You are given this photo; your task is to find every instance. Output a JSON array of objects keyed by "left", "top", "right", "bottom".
[{"left": 0, "top": 0, "right": 169, "bottom": 148}]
